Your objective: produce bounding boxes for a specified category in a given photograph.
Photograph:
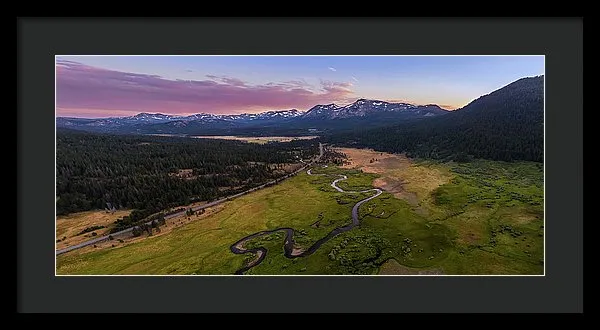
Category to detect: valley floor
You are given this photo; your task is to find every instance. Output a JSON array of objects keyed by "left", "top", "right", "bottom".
[{"left": 56, "top": 148, "right": 544, "bottom": 275}]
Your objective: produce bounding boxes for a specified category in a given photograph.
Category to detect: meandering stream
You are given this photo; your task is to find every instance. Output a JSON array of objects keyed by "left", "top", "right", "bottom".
[{"left": 230, "top": 168, "right": 382, "bottom": 274}]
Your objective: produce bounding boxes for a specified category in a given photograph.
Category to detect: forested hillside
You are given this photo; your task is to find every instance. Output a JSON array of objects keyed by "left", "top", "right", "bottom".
[
  {"left": 326, "top": 76, "right": 544, "bottom": 162},
  {"left": 56, "top": 129, "right": 318, "bottom": 217}
]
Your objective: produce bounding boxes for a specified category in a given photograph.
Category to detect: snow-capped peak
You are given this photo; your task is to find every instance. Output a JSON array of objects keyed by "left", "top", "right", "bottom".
[{"left": 301, "top": 98, "right": 445, "bottom": 119}]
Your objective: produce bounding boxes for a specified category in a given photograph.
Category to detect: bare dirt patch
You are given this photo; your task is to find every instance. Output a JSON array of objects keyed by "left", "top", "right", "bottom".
[
  {"left": 335, "top": 148, "right": 452, "bottom": 208},
  {"left": 372, "top": 177, "right": 418, "bottom": 206},
  {"left": 337, "top": 148, "right": 411, "bottom": 174},
  {"left": 170, "top": 168, "right": 197, "bottom": 180},
  {"left": 235, "top": 241, "right": 245, "bottom": 250},
  {"left": 56, "top": 210, "right": 132, "bottom": 250},
  {"left": 246, "top": 250, "right": 265, "bottom": 267},
  {"left": 378, "top": 258, "right": 444, "bottom": 275},
  {"left": 291, "top": 246, "right": 305, "bottom": 256}
]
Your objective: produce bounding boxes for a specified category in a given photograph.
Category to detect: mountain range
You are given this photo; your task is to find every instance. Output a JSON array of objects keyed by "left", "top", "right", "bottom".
[
  {"left": 56, "top": 75, "right": 543, "bottom": 163},
  {"left": 56, "top": 75, "right": 544, "bottom": 161},
  {"left": 56, "top": 99, "right": 449, "bottom": 135},
  {"left": 303, "top": 99, "right": 446, "bottom": 120},
  {"left": 326, "top": 75, "right": 544, "bottom": 162}
]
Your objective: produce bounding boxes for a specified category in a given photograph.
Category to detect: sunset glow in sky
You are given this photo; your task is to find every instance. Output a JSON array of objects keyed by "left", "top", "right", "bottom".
[{"left": 56, "top": 55, "right": 544, "bottom": 118}]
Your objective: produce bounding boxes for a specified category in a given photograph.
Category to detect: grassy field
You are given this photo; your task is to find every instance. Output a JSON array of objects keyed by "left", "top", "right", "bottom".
[
  {"left": 56, "top": 209, "right": 132, "bottom": 250},
  {"left": 57, "top": 169, "right": 369, "bottom": 274},
  {"left": 432, "top": 160, "right": 544, "bottom": 274},
  {"left": 57, "top": 149, "right": 543, "bottom": 275}
]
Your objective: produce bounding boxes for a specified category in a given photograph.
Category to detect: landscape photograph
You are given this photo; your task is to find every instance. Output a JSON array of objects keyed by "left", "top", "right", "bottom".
[{"left": 55, "top": 55, "right": 544, "bottom": 276}]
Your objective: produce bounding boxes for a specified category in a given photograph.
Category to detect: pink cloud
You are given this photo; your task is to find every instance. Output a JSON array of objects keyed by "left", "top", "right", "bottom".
[{"left": 56, "top": 60, "right": 356, "bottom": 117}]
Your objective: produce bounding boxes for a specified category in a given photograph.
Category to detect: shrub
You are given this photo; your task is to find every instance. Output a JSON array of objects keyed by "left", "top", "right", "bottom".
[
  {"left": 131, "top": 226, "right": 142, "bottom": 237},
  {"left": 76, "top": 225, "right": 106, "bottom": 236}
]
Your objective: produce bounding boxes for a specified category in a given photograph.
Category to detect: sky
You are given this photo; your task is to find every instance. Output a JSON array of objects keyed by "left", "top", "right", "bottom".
[{"left": 56, "top": 55, "right": 544, "bottom": 118}]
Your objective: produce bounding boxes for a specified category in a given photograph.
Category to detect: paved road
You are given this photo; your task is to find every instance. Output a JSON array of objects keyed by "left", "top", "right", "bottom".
[
  {"left": 56, "top": 143, "right": 325, "bottom": 256},
  {"left": 230, "top": 166, "right": 382, "bottom": 274}
]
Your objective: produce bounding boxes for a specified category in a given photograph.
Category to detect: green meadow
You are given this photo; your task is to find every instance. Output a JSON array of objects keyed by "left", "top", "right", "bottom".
[{"left": 57, "top": 159, "right": 543, "bottom": 275}]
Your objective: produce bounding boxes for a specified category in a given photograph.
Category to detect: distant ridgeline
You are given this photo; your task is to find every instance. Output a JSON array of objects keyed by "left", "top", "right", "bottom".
[
  {"left": 325, "top": 76, "right": 544, "bottom": 163},
  {"left": 55, "top": 99, "right": 450, "bottom": 137},
  {"left": 56, "top": 129, "right": 319, "bottom": 219}
]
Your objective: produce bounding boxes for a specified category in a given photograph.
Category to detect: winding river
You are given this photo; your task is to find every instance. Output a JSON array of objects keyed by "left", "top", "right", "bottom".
[{"left": 230, "top": 168, "right": 382, "bottom": 274}]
